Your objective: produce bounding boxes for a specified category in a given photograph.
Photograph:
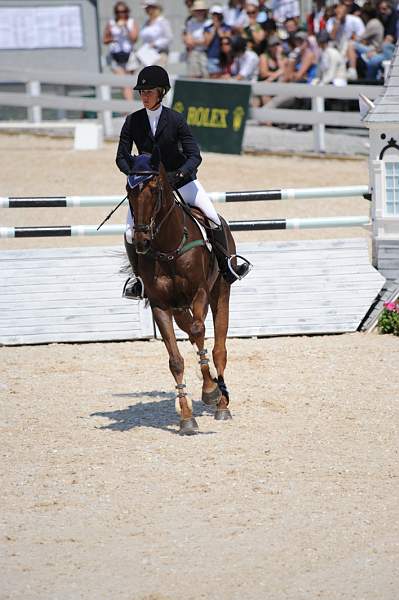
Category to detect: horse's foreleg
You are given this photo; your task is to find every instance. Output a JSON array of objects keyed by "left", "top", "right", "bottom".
[
  {"left": 173, "top": 309, "right": 219, "bottom": 406},
  {"left": 152, "top": 306, "right": 198, "bottom": 435},
  {"left": 210, "top": 278, "right": 232, "bottom": 420},
  {"left": 190, "top": 289, "right": 221, "bottom": 405}
]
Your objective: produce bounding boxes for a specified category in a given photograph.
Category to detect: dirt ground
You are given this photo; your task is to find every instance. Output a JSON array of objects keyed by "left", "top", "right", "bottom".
[{"left": 1, "top": 133, "right": 399, "bottom": 600}]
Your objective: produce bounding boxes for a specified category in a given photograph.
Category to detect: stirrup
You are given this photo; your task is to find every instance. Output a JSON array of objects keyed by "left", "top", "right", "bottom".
[
  {"left": 227, "top": 255, "right": 253, "bottom": 282},
  {"left": 122, "top": 275, "right": 145, "bottom": 300}
]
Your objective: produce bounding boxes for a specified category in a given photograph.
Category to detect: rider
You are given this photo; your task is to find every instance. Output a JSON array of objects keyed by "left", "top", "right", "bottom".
[{"left": 116, "top": 64, "right": 250, "bottom": 298}]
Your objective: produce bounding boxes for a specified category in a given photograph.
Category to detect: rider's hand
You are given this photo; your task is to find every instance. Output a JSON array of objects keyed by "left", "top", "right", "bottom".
[{"left": 174, "top": 170, "right": 185, "bottom": 187}]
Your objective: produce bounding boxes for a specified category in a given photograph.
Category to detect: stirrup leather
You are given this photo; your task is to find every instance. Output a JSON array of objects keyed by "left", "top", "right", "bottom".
[
  {"left": 122, "top": 275, "right": 145, "bottom": 299},
  {"left": 227, "top": 254, "right": 253, "bottom": 281}
]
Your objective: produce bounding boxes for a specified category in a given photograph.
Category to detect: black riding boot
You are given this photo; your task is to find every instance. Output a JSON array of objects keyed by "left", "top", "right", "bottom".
[
  {"left": 123, "top": 236, "right": 145, "bottom": 299},
  {"left": 210, "top": 225, "right": 251, "bottom": 284}
]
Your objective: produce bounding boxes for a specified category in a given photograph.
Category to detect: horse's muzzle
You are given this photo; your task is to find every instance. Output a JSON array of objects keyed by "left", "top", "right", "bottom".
[{"left": 135, "top": 237, "right": 151, "bottom": 255}]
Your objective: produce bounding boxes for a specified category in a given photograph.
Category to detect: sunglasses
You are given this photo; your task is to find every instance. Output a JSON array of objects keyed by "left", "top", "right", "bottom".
[
  {"left": 246, "top": 10, "right": 257, "bottom": 15},
  {"left": 116, "top": 9, "right": 129, "bottom": 13}
]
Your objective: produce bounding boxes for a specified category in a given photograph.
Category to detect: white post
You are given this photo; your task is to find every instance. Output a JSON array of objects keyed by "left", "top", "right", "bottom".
[
  {"left": 312, "top": 95, "right": 325, "bottom": 153},
  {"left": 26, "top": 80, "right": 41, "bottom": 123},
  {"left": 98, "top": 85, "right": 113, "bottom": 137}
]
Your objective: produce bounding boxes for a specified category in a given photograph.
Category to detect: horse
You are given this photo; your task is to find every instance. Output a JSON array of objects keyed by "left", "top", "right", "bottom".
[{"left": 125, "top": 148, "right": 238, "bottom": 435}]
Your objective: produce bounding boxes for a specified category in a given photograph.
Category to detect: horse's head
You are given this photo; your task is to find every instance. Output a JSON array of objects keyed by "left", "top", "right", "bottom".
[{"left": 126, "top": 147, "right": 165, "bottom": 255}]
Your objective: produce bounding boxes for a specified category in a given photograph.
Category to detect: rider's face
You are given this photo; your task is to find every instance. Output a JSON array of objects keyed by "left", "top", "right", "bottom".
[{"left": 140, "top": 89, "right": 160, "bottom": 109}]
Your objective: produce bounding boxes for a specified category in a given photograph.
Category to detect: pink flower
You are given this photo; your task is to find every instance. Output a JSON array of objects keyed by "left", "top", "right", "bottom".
[{"left": 384, "top": 302, "right": 397, "bottom": 311}]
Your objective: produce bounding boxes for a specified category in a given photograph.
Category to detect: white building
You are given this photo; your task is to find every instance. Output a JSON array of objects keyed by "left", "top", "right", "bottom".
[{"left": 364, "top": 43, "right": 399, "bottom": 284}]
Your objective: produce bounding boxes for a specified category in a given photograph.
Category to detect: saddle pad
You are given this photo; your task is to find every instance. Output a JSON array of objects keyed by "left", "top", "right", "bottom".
[{"left": 176, "top": 200, "right": 212, "bottom": 251}]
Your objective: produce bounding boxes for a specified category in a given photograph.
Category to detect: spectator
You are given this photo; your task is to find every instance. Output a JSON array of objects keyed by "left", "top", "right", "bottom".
[
  {"left": 258, "top": 34, "right": 285, "bottom": 81},
  {"left": 272, "top": 0, "right": 300, "bottom": 23},
  {"left": 230, "top": 36, "right": 260, "bottom": 80},
  {"left": 258, "top": 0, "right": 270, "bottom": 23},
  {"left": 219, "top": 35, "right": 235, "bottom": 77},
  {"left": 326, "top": 1, "right": 365, "bottom": 79},
  {"left": 243, "top": 1, "right": 266, "bottom": 53},
  {"left": 183, "top": 0, "right": 209, "bottom": 78},
  {"left": 326, "top": 1, "right": 365, "bottom": 46},
  {"left": 139, "top": 1, "right": 173, "bottom": 65},
  {"left": 342, "top": 0, "right": 362, "bottom": 16},
  {"left": 261, "top": 16, "right": 278, "bottom": 42},
  {"left": 284, "top": 15, "right": 299, "bottom": 35},
  {"left": 184, "top": 0, "right": 195, "bottom": 26},
  {"left": 204, "top": 5, "right": 232, "bottom": 77},
  {"left": 103, "top": 2, "right": 139, "bottom": 101},
  {"left": 315, "top": 29, "right": 348, "bottom": 85},
  {"left": 306, "top": 0, "right": 327, "bottom": 35},
  {"left": 283, "top": 30, "right": 317, "bottom": 83},
  {"left": 348, "top": 1, "right": 384, "bottom": 77},
  {"left": 224, "top": 0, "right": 248, "bottom": 34},
  {"left": 377, "top": 0, "right": 397, "bottom": 41},
  {"left": 363, "top": 0, "right": 397, "bottom": 80},
  {"left": 256, "top": 34, "right": 285, "bottom": 110},
  {"left": 281, "top": 16, "right": 299, "bottom": 54}
]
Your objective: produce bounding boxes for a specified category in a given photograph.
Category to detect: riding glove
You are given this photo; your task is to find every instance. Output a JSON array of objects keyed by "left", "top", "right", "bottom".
[{"left": 167, "top": 170, "right": 187, "bottom": 189}]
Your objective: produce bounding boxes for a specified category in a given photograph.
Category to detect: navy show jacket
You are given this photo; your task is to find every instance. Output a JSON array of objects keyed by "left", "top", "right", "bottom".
[{"left": 115, "top": 106, "right": 202, "bottom": 186}]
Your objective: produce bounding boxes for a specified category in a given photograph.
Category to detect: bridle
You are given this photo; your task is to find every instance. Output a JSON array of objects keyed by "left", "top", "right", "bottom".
[
  {"left": 130, "top": 170, "right": 165, "bottom": 238},
  {"left": 129, "top": 169, "right": 188, "bottom": 260}
]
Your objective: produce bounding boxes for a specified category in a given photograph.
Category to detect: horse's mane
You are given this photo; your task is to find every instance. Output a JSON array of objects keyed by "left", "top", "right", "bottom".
[{"left": 158, "top": 162, "right": 173, "bottom": 195}]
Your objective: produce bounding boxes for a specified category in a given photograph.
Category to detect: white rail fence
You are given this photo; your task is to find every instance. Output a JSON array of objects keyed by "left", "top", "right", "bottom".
[{"left": 0, "top": 68, "right": 383, "bottom": 152}]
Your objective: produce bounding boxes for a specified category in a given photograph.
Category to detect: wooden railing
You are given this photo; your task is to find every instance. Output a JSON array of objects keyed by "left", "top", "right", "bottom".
[{"left": 0, "top": 67, "right": 383, "bottom": 152}]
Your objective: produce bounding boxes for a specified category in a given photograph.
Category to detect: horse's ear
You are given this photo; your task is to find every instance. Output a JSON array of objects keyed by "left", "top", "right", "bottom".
[{"left": 150, "top": 145, "right": 161, "bottom": 171}]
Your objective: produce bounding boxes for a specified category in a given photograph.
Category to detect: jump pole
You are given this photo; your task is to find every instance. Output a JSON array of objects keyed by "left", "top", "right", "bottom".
[
  {"left": 0, "top": 185, "right": 369, "bottom": 208},
  {"left": 0, "top": 216, "right": 371, "bottom": 238}
]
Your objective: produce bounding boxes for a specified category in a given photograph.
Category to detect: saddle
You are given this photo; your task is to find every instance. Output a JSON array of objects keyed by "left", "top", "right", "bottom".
[{"left": 173, "top": 191, "right": 227, "bottom": 251}]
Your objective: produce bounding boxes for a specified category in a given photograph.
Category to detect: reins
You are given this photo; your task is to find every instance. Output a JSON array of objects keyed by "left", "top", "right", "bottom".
[
  {"left": 96, "top": 163, "right": 207, "bottom": 261},
  {"left": 130, "top": 172, "right": 206, "bottom": 262}
]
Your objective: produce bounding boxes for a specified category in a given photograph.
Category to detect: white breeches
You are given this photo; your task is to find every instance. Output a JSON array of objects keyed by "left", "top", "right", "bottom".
[{"left": 125, "top": 178, "right": 221, "bottom": 244}]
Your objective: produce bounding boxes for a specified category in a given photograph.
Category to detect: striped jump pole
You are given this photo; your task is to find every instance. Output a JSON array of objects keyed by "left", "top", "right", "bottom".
[
  {"left": 0, "top": 216, "right": 371, "bottom": 238},
  {"left": 211, "top": 185, "right": 370, "bottom": 203},
  {"left": 0, "top": 185, "right": 369, "bottom": 208}
]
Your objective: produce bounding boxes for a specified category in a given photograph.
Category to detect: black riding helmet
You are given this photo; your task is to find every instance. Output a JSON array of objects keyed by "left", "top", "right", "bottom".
[{"left": 133, "top": 65, "right": 171, "bottom": 92}]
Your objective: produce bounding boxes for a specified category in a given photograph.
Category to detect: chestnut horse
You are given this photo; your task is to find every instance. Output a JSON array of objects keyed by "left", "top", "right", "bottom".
[{"left": 125, "top": 149, "right": 235, "bottom": 435}]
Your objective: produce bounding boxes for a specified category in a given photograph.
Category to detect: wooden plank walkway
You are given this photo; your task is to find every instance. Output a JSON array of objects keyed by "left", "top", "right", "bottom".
[
  {"left": 0, "top": 239, "right": 385, "bottom": 345},
  {"left": 0, "top": 246, "right": 154, "bottom": 345}
]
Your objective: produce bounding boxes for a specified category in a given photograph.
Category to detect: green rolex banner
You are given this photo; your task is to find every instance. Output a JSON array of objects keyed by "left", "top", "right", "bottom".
[{"left": 172, "top": 79, "right": 251, "bottom": 155}]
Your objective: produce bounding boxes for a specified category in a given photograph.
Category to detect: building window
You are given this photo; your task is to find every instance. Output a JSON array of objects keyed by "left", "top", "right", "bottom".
[{"left": 385, "top": 162, "right": 399, "bottom": 215}]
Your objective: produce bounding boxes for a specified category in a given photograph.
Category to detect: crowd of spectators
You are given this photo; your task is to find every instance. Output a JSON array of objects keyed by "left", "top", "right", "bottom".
[
  {"left": 181, "top": 0, "right": 398, "bottom": 85},
  {"left": 103, "top": 0, "right": 172, "bottom": 100},
  {"left": 103, "top": 0, "right": 398, "bottom": 94}
]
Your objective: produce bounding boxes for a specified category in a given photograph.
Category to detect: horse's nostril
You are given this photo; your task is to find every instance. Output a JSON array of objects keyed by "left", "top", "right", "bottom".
[{"left": 135, "top": 237, "right": 151, "bottom": 254}]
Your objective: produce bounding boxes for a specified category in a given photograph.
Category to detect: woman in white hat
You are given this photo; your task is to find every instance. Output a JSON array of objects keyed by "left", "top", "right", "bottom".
[
  {"left": 139, "top": 1, "right": 173, "bottom": 66},
  {"left": 183, "top": 0, "right": 210, "bottom": 78}
]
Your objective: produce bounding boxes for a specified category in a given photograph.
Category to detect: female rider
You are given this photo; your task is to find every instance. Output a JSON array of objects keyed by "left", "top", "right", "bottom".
[{"left": 116, "top": 65, "right": 250, "bottom": 298}]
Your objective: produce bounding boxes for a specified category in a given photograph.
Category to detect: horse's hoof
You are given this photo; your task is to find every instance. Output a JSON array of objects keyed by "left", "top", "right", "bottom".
[
  {"left": 214, "top": 408, "right": 232, "bottom": 421},
  {"left": 202, "top": 385, "right": 221, "bottom": 406},
  {"left": 179, "top": 417, "right": 199, "bottom": 435}
]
